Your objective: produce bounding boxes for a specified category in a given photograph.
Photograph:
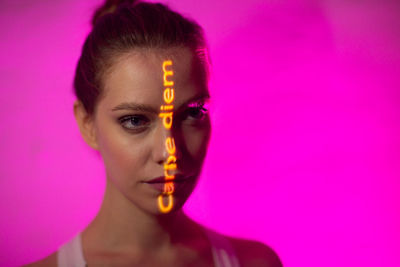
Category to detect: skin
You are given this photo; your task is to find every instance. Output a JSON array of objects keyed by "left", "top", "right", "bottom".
[{"left": 26, "top": 47, "right": 282, "bottom": 267}]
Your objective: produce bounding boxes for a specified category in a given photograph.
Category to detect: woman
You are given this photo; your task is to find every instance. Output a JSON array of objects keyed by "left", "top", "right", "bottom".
[{"left": 28, "top": 0, "right": 282, "bottom": 266}]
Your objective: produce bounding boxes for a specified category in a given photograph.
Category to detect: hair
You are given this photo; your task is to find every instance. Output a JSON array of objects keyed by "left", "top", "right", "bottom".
[{"left": 74, "top": 0, "right": 209, "bottom": 115}]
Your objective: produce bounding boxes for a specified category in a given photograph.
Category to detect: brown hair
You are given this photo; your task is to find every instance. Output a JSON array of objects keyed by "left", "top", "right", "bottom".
[{"left": 74, "top": 0, "right": 209, "bottom": 114}]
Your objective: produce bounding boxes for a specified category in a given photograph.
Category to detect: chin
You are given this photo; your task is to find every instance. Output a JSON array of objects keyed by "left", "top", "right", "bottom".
[
  {"left": 156, "top": 193, "right": 191, "bottom": 215},
  {"left": 120, "top": 174, "right": 200, "bottom": 216},
  {"left": 148, "top": 184, "right": 197, "bottom": 216}
]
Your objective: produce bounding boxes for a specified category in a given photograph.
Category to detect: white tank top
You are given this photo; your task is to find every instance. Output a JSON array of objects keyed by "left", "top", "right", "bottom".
[{"left": 57, "top": 228, "right": 240, "bottom": 267}]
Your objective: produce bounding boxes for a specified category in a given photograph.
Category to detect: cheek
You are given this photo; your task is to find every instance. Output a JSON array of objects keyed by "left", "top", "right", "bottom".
[
  {"left": 96, "top": 127, "right": 147, "bottom": 180},
  {"left": 182, "top": 122, "right": 211, "bottom": 160}
]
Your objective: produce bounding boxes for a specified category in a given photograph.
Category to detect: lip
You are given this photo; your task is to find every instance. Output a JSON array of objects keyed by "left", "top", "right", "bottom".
[
  {"left": 142, "top": 174, "right": 196, "bottom": 192},
  {"left": 144, "top": 174, "right": 191, "bottom": 184}
]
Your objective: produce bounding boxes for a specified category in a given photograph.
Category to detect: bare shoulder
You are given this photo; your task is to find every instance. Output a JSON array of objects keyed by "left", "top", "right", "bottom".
[
  {"left": 229, "top": 237, "right": 283, "bottom": 267},
  {"left": 23, "top": 251, "right": 57, "bottom": 267}
]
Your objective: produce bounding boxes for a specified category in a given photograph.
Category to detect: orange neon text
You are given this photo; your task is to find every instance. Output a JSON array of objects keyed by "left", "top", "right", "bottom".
[
  {"left": 163, "top": 60, "right": 174, "bottom": 87},
  {"left": 158, "top": 60, "right": 177, "bottom": 213}
]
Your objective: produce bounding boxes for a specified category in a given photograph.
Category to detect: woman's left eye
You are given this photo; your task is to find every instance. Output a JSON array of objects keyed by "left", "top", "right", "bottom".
[
  {"left": 184, "top": 104, "right": 208, "bottom": 121},
  {"left": 118, "top": 115, "right": 150, "bottom": 131}
]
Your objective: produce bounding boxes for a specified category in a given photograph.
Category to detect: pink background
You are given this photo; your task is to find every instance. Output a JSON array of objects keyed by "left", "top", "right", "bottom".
[{"left": 1, "top": 0, "right": 399, "bottom": 266}]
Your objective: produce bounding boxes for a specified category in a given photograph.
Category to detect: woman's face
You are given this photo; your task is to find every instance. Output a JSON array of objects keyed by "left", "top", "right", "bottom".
[{"left": 90, "top": 47, "right": 210, "bottom": 214}]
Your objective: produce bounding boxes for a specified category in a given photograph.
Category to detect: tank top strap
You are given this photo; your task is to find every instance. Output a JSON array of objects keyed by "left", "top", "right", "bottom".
[
  {"left": 57, "top": 233, "right": 86, "bottom": 267},
  {"left": 203, "top": 228, "right": 241, "bottom": 267}
]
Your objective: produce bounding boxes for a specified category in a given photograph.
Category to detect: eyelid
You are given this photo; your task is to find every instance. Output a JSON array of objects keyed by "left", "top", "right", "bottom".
[
  {"left": 174, "top": 97, "right": 210, "bottom": 113},
  {"left": 118, "top": 114, "right": 151, "bottom": 131},
  {"left": 187, "top": 99, "right": 210, "bottom": 110},
  {"left": 181, "top": 103, "right": 209, "bottom": 122},
  {"left": 118, "top": 114, "right": 146, "bottom": 122}
]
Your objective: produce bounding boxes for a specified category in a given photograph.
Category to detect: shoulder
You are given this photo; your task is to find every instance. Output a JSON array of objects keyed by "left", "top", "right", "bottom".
[
  {"left": 228, "top": 237, "right": 282, "bottom": 267},
  {"left": 23, "top": 251, "right": 58, "bottom": 267}
]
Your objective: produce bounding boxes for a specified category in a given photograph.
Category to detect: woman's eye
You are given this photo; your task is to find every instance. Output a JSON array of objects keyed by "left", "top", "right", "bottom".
[
  {"left": 119, "top": 115, "right": 150, "bottom": 131},
  {"left": 184, "top": 104, "right": 208, "bottom": 121}
]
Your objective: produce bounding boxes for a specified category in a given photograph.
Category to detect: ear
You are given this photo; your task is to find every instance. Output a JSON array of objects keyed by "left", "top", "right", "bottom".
[{"left": 73, "top": 100, "right": 99, "bottom": 150}]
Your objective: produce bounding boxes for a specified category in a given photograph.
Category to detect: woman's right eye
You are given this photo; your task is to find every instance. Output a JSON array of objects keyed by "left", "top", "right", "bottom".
[{"left": 118, "top": 115, "right": 150, "bottom": 131}]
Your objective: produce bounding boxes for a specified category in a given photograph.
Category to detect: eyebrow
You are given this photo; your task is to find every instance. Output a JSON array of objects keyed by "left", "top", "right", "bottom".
[
  {"left": 111, "top": 93, "right": 210, "bottom": 113},
  {"left": 111, "top": 103, "right": 158, "bottom": 114},
  {"left": 178, "top": 93, "right": 210, "bottom": 109}
]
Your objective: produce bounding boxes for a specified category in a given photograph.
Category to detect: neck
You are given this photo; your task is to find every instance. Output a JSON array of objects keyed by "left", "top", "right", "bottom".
[{"left": 83, "top": 178, "right": 199, "bottom": 252}]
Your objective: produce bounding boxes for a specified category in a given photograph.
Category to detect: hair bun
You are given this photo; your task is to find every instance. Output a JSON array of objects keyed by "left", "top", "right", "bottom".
[{"left": 92, "top": 0, "right": 139, "bottom": 27}]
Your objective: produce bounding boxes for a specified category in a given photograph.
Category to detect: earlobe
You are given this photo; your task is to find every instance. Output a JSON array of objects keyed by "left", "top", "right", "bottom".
[{"left": 73, "top": 100, "right": 99, "bottom": 150}]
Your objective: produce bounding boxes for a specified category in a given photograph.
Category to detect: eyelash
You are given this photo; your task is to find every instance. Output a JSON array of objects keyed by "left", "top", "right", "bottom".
[
  {"left": 117, "top": 103, "right": 209, "bottom": 132},
  {"left": 118, "top": 115, "right": 150, "bottom": 131},
  {"left": 184, "top": 103, "right": 209, "bottom": 121}
]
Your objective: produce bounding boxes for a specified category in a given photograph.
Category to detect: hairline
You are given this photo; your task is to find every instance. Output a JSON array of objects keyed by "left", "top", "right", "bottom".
[{"left": 91, "top": 45, "right": 209, "bottom": 116}]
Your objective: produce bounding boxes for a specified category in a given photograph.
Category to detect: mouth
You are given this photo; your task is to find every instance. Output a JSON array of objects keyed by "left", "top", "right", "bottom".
[
  {"left": 142, "top": 174, "right": 196, "bottom": 192},
  {"left": 144, "top": 174, "right": 193, "bottom": 184}
]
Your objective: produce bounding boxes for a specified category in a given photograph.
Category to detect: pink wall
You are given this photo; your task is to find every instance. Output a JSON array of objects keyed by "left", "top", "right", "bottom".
[{"left": 1, "top": 0, "right": 399, "bottom": 266}]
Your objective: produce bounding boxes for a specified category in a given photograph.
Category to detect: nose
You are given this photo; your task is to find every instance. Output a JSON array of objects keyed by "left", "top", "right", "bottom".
[{"left": 151, "top": 123, "right": 181, "bottom": 165}]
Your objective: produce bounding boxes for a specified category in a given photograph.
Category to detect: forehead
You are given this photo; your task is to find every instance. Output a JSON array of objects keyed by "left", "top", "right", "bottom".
[{"left": 99, "top": 47, "right": 207, "bottom": 108}]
